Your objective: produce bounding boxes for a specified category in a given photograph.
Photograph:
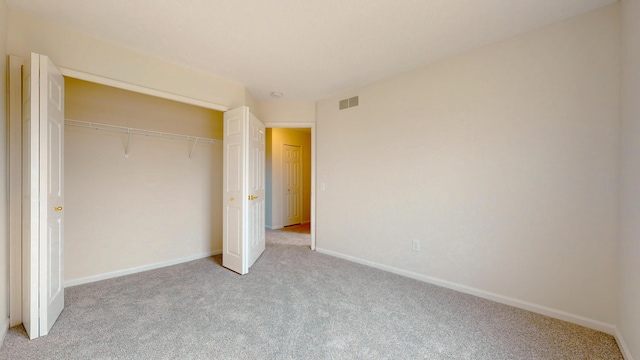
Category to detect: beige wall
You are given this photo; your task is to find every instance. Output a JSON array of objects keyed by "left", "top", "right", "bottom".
[
  {"left": 66, "top": 78, "right": 223, "bottom": 139},
  {"left": 7, "top": 11, "right": 246, "bottom": 109},
  {"left": 316, "top": 4, "right": 620, "bottom": 330},
  {"left": 64, "top": 79, "right": 223, "bottom": 283},
  {"left": 266, "top": 128, "right": 312, "bottom": 229},
  {"left": 257, "top": 101, "right": 316, "bottom": 124},
  {"left": 0, "top": 0, "right": 10, "bottom": 343},
  {"left": 244, "top": 89, "right": 260, "bottom": 119},
  {"left": 619, "top": 0, "right": 640, "bottom": 358}
]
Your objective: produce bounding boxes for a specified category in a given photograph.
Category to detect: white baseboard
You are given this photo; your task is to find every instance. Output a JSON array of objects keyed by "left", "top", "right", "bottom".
[
  {"left": 614, "top": 326, "right": 634, "bottom": 360},
  {"left": 64, "top": 250, "right": 222, "bottom": 288},
  {"left": 315, "top": 247, "right": 617, "bottom": 336},
  {"left": 0, "top": 317, "right": 9, "bottom": 349}
]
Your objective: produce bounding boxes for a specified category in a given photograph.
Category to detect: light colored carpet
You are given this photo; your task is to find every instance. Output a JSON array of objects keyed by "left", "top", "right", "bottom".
[
  {"left": 0, "top": 228, "right": 623, "bottom": 359},
  {"left": 267, "top": 223, "right": 311, "bottom": 246},
  {"left": 278, "top": 223, "right": 311, "bottom": 234}
]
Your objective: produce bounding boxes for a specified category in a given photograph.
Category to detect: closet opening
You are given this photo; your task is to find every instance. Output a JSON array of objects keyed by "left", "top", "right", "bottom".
[
  {"left": 63, "top": 78, "right": 225, "bottom": 287},
  {"left": 7, "top": 59, "right": 229, "bottom": 328}
]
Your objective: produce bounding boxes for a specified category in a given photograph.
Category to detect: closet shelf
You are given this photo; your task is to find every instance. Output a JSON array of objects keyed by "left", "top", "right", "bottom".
[{"left": 65, "top": 119, "right": 221, "bottom": 159}]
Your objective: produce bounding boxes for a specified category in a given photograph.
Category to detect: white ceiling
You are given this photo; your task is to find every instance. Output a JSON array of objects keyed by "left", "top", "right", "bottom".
[{"left": 6, "top": 0, "right": 617, "bottom": 102}]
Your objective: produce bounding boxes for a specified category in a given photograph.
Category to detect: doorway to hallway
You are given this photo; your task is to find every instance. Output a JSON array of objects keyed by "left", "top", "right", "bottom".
[{"left": 265, "top": 127, "right": 313, "bottom": 248}]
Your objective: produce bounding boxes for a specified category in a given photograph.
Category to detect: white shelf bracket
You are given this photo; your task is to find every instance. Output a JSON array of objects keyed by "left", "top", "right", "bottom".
[
  {"left": 125, "top": 129, "right": 131, "bottom": 158},
  {"left": 189, "top": 138, "right": 199, "bottom": 160}
]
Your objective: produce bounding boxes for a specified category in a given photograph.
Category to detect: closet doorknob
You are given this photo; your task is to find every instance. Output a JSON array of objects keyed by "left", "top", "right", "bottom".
[{"left": 54, "top": 206, "right": 63, "bottom": 211}]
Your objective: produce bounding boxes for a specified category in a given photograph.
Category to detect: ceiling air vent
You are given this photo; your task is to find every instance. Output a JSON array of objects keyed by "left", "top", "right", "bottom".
[{"left": 339, "top": 96, "right": 359, "bottom": 110}]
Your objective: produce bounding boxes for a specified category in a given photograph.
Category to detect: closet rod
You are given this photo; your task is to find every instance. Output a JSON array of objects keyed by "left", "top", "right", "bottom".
[{"left": 64, "top": 119, "right": 222, "bottom": 145}]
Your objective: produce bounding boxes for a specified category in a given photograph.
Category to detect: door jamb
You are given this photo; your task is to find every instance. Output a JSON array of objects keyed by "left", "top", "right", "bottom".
[{"left": 264, "top": 123, "right": 316, "bottom": 251}]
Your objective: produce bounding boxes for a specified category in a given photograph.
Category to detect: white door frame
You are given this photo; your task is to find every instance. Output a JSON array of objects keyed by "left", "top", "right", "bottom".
[
  {"left": 264, "top": 123, "right": 316, "bottom": 251},
  {"left": 8, "top": 59, "right": 229, "bottom": 327}
]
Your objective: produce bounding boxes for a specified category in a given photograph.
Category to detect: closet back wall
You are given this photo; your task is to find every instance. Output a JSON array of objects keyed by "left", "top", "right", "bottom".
[{"left": 64, "top": 78, "right": 223, "bottom": 284}]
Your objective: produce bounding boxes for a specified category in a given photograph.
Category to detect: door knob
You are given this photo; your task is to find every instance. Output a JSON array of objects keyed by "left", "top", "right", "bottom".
[{"left": 54, "top": 206, "right": 63, "bottom": 211}]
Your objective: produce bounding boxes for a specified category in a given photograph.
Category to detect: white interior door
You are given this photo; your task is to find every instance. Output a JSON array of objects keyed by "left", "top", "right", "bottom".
[
  {"left": 223, "top": 106, "right": 265, "bottom": 274},
  {"left": 247, "top": 113, "right": 265, "bottom": 267},
  {"left": 22, "top": 53, "right": 65, "bottom": 339},
  {"left": 283, "top": 144, "right": 302, "bottom": 226}
]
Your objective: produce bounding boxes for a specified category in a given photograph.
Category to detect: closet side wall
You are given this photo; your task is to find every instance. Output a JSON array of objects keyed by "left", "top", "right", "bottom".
[{"left": 64, "top": 78, "right": 223, "bottom": 284}]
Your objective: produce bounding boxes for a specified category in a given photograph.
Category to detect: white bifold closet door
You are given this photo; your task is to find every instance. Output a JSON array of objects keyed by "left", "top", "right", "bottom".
[
  {"left": 222, "top": 106, "right": 266, "bottom": 275},
  {"left": 22, "top": 52, "right": 65, "bottom": 339}
]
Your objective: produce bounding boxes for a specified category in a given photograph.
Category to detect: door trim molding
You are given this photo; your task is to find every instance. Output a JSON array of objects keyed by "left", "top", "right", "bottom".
[{"left": 264, "top": 122, "right": 316, "bottom": 251}]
